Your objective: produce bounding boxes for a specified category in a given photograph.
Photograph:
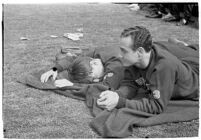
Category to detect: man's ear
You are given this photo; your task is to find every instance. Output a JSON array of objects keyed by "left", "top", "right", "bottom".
[
  {"left": 137, "top": 47, "right": 145, "bottom": 54},
  {"left": 136, "top": 47, "right": 144, "bottom": 58}
]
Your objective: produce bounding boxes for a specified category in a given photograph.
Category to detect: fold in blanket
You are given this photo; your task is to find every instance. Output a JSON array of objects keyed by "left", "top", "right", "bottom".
[{"left": 18, "top": 69, "right": 199, "bottom": 138}]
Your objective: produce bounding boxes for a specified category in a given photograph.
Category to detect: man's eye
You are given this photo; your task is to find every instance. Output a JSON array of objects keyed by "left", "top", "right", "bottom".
[{"left": 120, "top": 47, "right": 127, "bottom": 54}]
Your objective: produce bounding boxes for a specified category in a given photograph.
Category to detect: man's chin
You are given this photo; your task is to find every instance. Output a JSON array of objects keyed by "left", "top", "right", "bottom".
[{"left": 121, "top": 59, "right": 133, "bottom": 67}]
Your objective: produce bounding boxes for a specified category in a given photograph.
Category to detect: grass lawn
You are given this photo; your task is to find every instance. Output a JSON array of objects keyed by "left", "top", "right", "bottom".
[{"left": 3, "top": 3, "right": 199, "bottom": 138}]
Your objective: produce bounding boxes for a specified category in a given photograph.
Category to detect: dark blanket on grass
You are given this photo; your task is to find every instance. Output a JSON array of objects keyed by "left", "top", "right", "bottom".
[{"left": 18, "top": 69, "right": 199, "bottom": 138}]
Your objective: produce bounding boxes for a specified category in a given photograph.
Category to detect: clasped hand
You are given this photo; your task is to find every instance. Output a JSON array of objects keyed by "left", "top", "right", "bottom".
[{"left": 97, "top": 90, "right": 119, "bottom": 111}]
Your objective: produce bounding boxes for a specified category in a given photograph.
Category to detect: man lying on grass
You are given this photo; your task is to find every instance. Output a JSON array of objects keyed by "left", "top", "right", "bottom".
[
  {"left": 96, "top": 26, "right": 199, "bottom": 113},
  {"left": 41, "top": 26, "right": 198, "bottom": 115},
  {"left": 40, "top": 45, "right": 124, "bottom": 90}
]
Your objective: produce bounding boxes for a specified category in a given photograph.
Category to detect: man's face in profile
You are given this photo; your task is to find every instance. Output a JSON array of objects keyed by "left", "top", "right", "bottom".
[
  {"left": 120, "top": 36, "right": 140, "bottom": 67},
  {"left": 89, "top": 58, "right": 104, "bottom": 79}
]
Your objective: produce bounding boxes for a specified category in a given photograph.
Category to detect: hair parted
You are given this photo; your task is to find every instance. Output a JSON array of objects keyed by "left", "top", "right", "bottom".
[{"left": 120, "top": 26, "right": 153, "bottom": 52}]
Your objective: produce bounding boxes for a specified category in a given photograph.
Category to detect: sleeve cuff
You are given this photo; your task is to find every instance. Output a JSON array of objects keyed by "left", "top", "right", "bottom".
[
  {"left": 53, "top": 64, "right": 63, "bottom": 72},
  {"left": 116, "top": 96, "right": 126, "bottom": 109},
  {"left": 52, "top": 67, "right": 57, "bottom": 72}
]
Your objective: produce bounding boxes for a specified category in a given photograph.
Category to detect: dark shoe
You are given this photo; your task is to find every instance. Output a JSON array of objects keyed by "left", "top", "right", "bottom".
[
  {"left": 145, "top": 13, "right": 162, "bottom": 18},
  {"left": 162, "top": 13, "right": 179, "bottom": 22}
]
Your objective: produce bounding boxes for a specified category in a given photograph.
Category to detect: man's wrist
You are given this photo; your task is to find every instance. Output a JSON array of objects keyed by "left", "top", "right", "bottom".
[
  {"left": 115, "top": 90, "right": 126, "bottom": 108},
  {"left": 53, "top": 63, "right": 63, "bottom": 72},
  {"left": 116, "top": 96, "right": 126, "bottom": 109},
  {"left": 52, "top": 67, "right": 57, "bottom": 72}
]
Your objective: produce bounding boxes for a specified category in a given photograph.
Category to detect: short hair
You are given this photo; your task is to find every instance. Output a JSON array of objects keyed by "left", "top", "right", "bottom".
[
  {"left": 67, "top": 56, "right": 93, "bottom": 83},
  {"left": 120, "top": 26, "right": 153, "bottom": 52}
]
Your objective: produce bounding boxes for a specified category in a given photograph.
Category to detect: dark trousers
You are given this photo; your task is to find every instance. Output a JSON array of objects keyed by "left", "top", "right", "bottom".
[
  {"left": 138, "top": 4, "right": 167, "bottom": 14},
  {"left": 166, "top": 3, "right": 198, "bottom": 21}
]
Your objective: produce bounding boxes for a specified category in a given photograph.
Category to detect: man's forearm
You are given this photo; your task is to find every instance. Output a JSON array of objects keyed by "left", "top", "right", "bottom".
[
  {"left": 116, "top": 95, "right": 164, "bottom": 114},
  {"left": 115, "top": 86, "right": 164, "bottom": 114}
]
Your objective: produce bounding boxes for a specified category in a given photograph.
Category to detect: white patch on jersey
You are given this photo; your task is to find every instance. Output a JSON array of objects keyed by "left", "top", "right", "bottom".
[
  {"left": 107, "top": 72, "right": 114, "bottom": 77},
  {"left": 103, "top": 72, "right": 114, "bottom": 80},
  {"left": 153, "top": 90, "right": 160, "bottom": 99},
  {"left": 93, "top": 79, "right": 100, "bottom": 82}
]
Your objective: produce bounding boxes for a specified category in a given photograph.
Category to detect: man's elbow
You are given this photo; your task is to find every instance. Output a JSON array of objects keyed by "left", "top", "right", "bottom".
[
  {"left": 152, "top": 107, "right": 163, "bottom": 114},
  {"left": 150, "top": 102, "right": 165, "bottom": 114}
]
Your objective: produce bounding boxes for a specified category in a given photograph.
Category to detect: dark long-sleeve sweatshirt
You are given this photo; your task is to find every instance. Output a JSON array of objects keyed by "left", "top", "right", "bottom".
[
  {"left": 116, "top": 42, "right": 199, "bottom": 114},
  {"left": 53, "top": 46, "right": 124, "bottom": 90}
]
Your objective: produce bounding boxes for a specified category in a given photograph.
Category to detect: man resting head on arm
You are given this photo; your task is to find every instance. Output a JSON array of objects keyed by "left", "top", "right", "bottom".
[{"left": 40, "top": 46, "right": 124, "bottom": 90}]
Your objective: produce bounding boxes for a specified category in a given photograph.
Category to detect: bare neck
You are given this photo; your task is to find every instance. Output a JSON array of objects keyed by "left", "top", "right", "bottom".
[{"left": 140, "top": 51, "right": 152, "bottom": 69}]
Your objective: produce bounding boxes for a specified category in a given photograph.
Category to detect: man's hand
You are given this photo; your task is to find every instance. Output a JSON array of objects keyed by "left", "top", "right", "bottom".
[
  {"left": 40, "top": 70, "right": 58, "bottom": 83},
  {"left": 97, "top": 90, "right": 119, "bottom": 111},
  {"left": 54, "top": 79, "right": 74, "bottom": 87}
]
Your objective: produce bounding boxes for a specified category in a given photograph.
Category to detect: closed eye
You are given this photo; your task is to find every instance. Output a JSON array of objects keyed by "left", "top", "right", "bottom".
[{"left": 120, "top": 47, "right": 128, "bottom": 54}]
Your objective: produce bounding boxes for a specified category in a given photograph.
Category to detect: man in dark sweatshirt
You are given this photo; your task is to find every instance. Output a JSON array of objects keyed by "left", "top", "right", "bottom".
[
  {"left": 40, "top": 46, "right": 124, "bottom": 90},
  {"left": 97, "top": 26, "right": 199, "bottom": 114}
]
